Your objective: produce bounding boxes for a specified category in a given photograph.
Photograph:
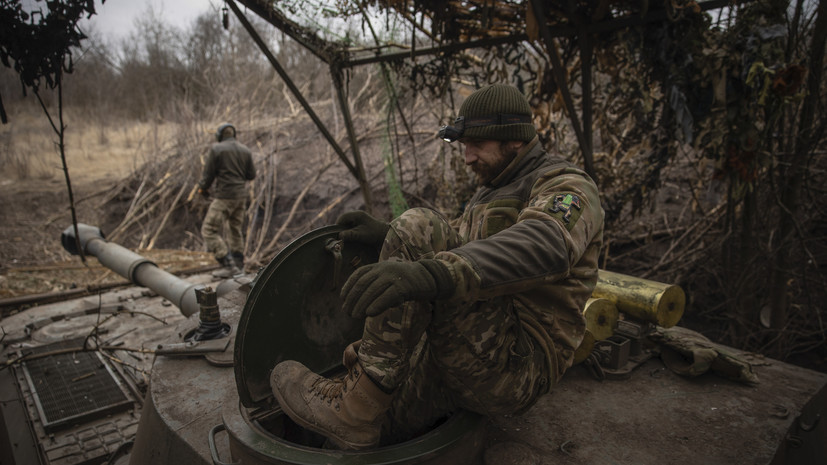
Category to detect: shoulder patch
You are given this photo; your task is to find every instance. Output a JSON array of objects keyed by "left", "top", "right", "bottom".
[{"left": 546, "top": 193, "right": 582, "bottom": 231}]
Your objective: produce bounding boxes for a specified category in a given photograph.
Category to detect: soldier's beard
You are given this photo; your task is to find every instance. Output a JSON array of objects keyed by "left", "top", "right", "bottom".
[{"left": 472, "top": 143, "right": 520, "bottom": 186}]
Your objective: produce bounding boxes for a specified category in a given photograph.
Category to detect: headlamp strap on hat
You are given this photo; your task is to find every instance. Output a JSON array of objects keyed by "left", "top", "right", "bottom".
[
  {"left": 462, "top": 113, "right": 532, "bottom": 129},
  {"left": 438, "top": 113, "right": 533, "bottom": 142}
]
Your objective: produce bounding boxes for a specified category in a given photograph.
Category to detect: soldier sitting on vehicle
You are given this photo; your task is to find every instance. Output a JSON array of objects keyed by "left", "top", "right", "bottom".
[{"left": 270, "top": 84, "right": 605, "bottom": 449}]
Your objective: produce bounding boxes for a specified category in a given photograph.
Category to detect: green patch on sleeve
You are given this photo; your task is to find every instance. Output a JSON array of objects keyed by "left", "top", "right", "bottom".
[{"left": 545, "top": 193, "right": 582, "bottom": 231}]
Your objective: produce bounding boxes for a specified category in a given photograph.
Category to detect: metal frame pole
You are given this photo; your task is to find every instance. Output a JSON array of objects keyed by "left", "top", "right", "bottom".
[
  {"left": 331, "top": 65, "right": 374, "bottom": 213},
  {"left": 579, "top": 28, "right": 596, "bottom": 181},
  {"left": 225, "top": 0, "right": 360, "bottom": 181},
  {"left": 528, "top": 0, "right": 594, "bottom": 180}
]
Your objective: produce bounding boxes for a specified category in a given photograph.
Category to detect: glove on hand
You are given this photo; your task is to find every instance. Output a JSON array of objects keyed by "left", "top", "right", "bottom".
[
  {"left": 341, "top": 259, "right": 454, "bottom": 319},
  {"left": 336, "top": 211, "right": 389, "bottom": 246}
]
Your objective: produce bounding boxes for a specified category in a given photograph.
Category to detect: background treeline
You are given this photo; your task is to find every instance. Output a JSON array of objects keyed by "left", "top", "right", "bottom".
[{"left": 1, "top": 6, "right": 326, "bottom": 123}]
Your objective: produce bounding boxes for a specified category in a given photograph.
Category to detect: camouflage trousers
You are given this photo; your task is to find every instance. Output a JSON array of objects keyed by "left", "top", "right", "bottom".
[
  {"left": 357, "top": 208, "right": 550, "bottom": 442},
  {"left": 201, "top": 198, "right": 246, "bottom": 260}
]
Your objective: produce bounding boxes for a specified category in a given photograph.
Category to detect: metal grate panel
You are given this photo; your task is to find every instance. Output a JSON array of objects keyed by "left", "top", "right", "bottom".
[{"left": 22, "top": 350, "right": 133, "bottom": 433}]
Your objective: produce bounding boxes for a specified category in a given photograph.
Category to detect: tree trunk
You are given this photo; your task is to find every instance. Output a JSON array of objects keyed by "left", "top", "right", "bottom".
[{"left": 768, "top": 0, "right": 826, "bottom": 329}]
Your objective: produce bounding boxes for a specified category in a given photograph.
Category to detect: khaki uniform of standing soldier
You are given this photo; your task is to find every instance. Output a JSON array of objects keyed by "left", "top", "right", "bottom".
[
  {"left": 199, "top": 123, "right": 256, "bottom": 277},
  {"left": 271, "top": 84, "right": 604, "bottom": 449}
]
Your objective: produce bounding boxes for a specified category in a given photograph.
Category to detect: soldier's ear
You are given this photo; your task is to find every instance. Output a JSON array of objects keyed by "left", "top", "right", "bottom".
[{"left": 502, "top": 140, "right": 525, "bottom": 152}]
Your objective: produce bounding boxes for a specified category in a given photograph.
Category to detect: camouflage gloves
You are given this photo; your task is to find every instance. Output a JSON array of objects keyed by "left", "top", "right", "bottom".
[
  {"left": 341, "top": 260, "right": 455, "bottom": 318},
  {"left": 336, "top": 211, "right": 390, "bottom": 247}
]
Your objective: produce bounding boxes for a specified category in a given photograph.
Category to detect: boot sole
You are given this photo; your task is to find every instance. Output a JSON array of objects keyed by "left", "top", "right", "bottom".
[{"left": 272, "top": 386, "right": 377, "bottom": 450}]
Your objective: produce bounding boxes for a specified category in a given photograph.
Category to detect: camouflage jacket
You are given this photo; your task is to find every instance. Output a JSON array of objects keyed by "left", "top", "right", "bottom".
[
  {"left": 435, "top": 137, "right": 604, "bottom": 381},
  {"left": 198, "top": 137, "right": 256, "bottom": 199}
]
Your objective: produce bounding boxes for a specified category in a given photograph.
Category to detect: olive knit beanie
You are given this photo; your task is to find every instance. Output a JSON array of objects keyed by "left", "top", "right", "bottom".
[{"left": 458, "top": 84, "right": 536, "bottom": 141}]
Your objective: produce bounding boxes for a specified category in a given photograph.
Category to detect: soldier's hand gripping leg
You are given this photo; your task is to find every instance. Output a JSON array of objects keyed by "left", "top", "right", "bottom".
[{"left": 270, "top": 357, "right": 392, "bottom": 450}]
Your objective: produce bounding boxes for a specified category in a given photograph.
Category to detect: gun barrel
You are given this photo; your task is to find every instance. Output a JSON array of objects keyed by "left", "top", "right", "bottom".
[{"left": 61, "top": 224, "right": 200, "bottom": 317}]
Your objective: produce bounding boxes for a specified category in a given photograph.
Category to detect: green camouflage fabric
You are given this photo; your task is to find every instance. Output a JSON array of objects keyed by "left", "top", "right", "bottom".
[
  {"left": 358, "top": 207, "right": 548, "bottom": 442},
  {"left": 441, "top": 137, "right": 604, "bottom": 384},
  {"left": 358, "top": 136, "right": 604, "bottom": 441},
  {"left": 198, "top": 137, "right": 256, "bottom": 200},
  {"left": 201, "top": 198, "right": 246, "bottom": 260}
]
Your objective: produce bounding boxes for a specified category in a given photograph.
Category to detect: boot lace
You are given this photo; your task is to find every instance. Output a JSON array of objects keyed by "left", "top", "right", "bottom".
[{"left": 309, "top": 367, "right": 358, "bottom": 400}]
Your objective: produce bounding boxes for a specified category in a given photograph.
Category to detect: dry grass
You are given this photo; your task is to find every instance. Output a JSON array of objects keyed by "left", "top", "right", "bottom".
[
  {"left": 0, "top": 105, "right": 187, "bottom": 187},
  {"left": 0, "top": 104, "right": 217, "bottom": 299},
  {"left": 0, "top": 112, "right": 57, "bottom": 181}
]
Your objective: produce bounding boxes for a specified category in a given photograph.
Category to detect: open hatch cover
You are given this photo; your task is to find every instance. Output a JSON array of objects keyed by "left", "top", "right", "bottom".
[{"left": 234, "top": 226, "right": 378, "bottom": 408}]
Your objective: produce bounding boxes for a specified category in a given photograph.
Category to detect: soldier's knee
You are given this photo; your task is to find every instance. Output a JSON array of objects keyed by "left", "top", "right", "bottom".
[
  {"left": 385, "top": 208, "right": 457, "bottom": 260},
  {"left": 201, "top": 219, "right": 221, "bottom": 237},
  {"left": 390, "top": 207, "right": 450, "bottom": 232}
]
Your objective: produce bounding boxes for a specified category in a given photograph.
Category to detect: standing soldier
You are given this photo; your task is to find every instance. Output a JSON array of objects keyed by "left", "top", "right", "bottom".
[
  {"left": 198, "top": 123, "right": 256, "bottom": 278},
  {"left": 270, "top": 84, "right": 605, "bottom": 449}
]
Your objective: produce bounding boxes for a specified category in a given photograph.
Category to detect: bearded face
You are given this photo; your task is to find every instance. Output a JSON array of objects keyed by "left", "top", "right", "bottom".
[{"left": 461, "top": 139, "right": 521, "bottom": 185}]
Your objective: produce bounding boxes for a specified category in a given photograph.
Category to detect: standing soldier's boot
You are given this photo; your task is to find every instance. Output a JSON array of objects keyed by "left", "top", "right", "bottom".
[
  {"left": 231, "top": 251, "right": 244, "bottom": 271},
  {"left": 270, "top": 359, "right": 392, "bottom": 450},
  {"left": 212, "top": 253, "right": 240, "bottom": 278}
]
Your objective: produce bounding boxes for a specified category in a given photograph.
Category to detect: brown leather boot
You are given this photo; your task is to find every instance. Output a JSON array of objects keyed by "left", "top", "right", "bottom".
[{"left": 270, "top": 359, "right": 392, "bottom": 450}]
